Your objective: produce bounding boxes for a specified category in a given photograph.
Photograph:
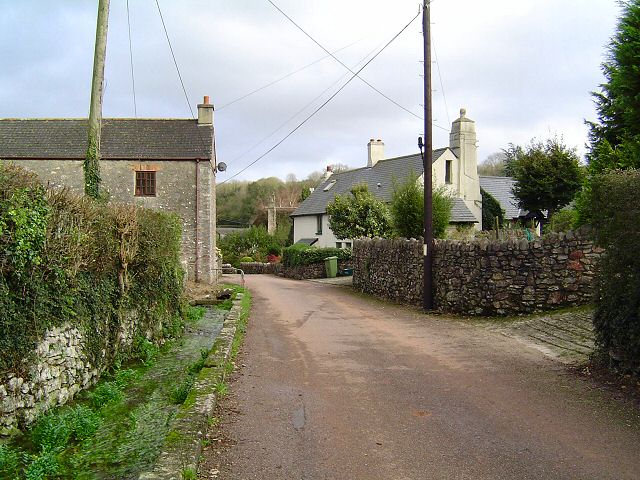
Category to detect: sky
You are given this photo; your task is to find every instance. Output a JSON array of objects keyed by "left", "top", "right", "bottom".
[{"left": 0, "top": 1, "right": 622, "bottom": 182}]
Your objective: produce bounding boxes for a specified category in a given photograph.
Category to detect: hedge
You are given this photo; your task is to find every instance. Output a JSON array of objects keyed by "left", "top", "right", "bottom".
[
  {"left": 0, "top": 164, "right": 185, "bottom": 378},
  {"left": 589, "top": 169, "right": 640, "bottom": 372},
  {"left": 282, "top": 244, "right": 351, "bottom": 267}
]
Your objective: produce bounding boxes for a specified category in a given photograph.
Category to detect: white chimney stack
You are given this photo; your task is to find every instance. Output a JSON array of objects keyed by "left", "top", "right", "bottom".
[{"left": 367, "top": 139, "right": 384, "bottom": 167}]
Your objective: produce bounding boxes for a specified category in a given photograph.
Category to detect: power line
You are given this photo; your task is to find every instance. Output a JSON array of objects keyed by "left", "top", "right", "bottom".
[
  {"left": 126, "top": 0, "right": 137, "bottom": 118},
  {"left": 155, "top": 0, "right": 195, "bottom": 119},
  {"left": 432, "top": 35, "right": 450, "bottom": 127},
  {"left": 218, "top": 39, "right": 363, "bottom": 110},
  {"left": 221, "top": 10, "right": 420, "bottom": 184},
  {"left": 226, "top": 42, "right": 383, "bottom": 167},
  {"left": 267, "top": 0, "right": 422, "bottom": 120}
]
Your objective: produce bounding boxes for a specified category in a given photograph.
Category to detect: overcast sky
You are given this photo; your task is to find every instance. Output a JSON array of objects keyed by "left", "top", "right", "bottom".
[{"left": 0, "top": 1, "right": 621, "bottom": 181}]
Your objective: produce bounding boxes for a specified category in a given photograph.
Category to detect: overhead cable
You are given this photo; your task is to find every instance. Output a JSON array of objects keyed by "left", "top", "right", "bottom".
[{"left": 221, "top": 10, "right": 420, "bottom": 183}]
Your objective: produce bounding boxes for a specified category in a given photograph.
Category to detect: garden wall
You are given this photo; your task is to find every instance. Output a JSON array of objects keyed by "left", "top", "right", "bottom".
[{"left": 353, "top": 227, "right": 603, "bottom": 315}]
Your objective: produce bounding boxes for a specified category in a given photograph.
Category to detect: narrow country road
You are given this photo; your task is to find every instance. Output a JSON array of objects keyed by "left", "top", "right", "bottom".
[{"left": 201, "top": 275, "right": 640, "bottom": 480}]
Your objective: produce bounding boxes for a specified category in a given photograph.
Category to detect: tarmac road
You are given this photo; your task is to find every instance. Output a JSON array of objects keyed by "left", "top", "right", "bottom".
[{"left": 200, "top": 274, "right": 640, "bottom": 479}]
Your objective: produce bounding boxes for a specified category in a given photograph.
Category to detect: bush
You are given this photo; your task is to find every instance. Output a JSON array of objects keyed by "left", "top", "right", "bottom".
[
  {"left": 218, "top": 226, "right": 283, "bottom": 267},
  {"left": 481, "top": 188, "right": 504, "bottom": 231},
  {"left": 0, "top": 444, "right": 21, "bottom": 478},
  {"left": 0, "top": 164, "right": 186, "bottom": 378},
  {"left": 240, "top": 256, "right": 254, "bottom": 263},
  {"left": 544, "top": 207, "right": 577, "bottom": 234},
  {"left": 282, "top": 245, "right": 351, "bottom": 267},
  {"left": 589, "top": 169, "right": 640, "bottom": 372},
  {"left": 389, "top": 172, "right": 453, "bottom": 239}
]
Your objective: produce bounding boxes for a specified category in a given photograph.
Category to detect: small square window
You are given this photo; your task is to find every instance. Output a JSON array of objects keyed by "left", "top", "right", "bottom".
[
  {"left": 336, "top": 242, "right": 342, "bottom": 248},
  {"left": 135, "top": 171, "right": 156, "bottom": 197},
  {"left": 345, "top": 242, "right": 352, "bottom": 249}
]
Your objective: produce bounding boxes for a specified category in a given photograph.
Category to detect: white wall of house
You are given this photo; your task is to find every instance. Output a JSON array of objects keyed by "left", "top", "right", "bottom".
[{"left": 292, "top": 214, "right": 344, "bottom": 248}]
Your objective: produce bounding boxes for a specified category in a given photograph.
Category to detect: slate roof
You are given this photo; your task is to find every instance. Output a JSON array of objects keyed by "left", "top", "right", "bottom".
[
  {"left": 479, "top": 175, "right": 525, "bottom": 219},
  {"left": 0, "top": 118, "right": 213, "bottom": 160},
  {"left": 450, "top": 197, "right": 478, "bottom": 223},
  {"left": 292, "top": 148, "right": 477, "bottom": 223}
]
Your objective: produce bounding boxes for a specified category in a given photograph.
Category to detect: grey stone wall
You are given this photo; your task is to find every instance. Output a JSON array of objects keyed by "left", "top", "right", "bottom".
[
  {"left": 239, "top": 262, "right": 281, "bottom": 274},
  {"left": 0, "top": 310, "right": 145, "bottom": 434},
  {"left": 3, "top": 159, "right": 217, "bottom": 283},
  {"left": 353, "top": 228, "right": 603, "bottom": 315}
]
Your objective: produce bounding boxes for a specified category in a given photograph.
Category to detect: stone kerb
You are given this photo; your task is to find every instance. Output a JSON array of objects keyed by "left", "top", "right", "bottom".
[{"left": 353, "top": 227, "right": 603, "bottom": 315}]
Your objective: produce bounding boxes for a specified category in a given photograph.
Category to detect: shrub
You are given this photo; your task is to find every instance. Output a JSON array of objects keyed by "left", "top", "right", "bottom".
[
  {"left": 218, "top": 226, "right": 283, "bottom": 266},
  {"left": 0, "top": 164, "right": 185, "bottom": 378},
  {"left": 544, "top": 207, "right": 577, "bottom": 234},
  {"left": 481, "top": 188, "right": 504, "bottom": 231},
  {"left": 589, "top": 169, "right": 640, "bottom": 372},
  {"left": 24, "top": 449, "right": 59, "bottom": 480},
  {"left": 389, "top": 172, "right": 453, "bottom": 239},
  {"left": 282, "top": 246, "right": 351, "bottom": 267},
  {"left": 240, "top": 256, "right": 254, "bottom": 263}
]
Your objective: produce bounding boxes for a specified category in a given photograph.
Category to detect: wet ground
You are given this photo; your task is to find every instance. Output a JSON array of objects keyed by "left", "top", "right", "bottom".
[{"left": 64, "top": 307, "right": 224, "bottom": 479}]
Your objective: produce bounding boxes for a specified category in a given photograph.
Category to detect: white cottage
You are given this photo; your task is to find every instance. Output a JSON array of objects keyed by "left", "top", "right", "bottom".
[{"left": 291, "top": 108, "right": 482, "bottom": 247}]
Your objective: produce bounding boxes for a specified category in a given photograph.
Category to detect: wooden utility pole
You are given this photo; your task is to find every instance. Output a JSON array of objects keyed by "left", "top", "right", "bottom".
[
  {"left": 422, "top": 0, "right": 434, "bottom": 310},
  {"left": 84, "top": 0, "right": 110, "bottom": 199}
]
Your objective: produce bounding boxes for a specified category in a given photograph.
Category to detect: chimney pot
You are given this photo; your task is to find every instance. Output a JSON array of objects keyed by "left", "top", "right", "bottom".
[{"left": 204, "top": 95, "right": 210, "bottom": 105}]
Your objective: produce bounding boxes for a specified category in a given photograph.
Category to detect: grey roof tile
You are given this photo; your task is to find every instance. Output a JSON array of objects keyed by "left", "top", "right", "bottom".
[
  {"left": 0, "top": 118, "right": 212, "bottom": 160},
  {"left": 450, "top": 197, "right": 478, "bottom": 223},
  {"left": 292, "top": 148, "right": 449, "bottom": 217},
  {"left": 479, "top": 175, "right": 525, "bottom": 219}
]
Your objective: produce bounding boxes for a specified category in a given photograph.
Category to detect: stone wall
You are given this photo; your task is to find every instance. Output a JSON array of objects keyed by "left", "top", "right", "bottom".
[
  {"left": 353, "top": 228, "right": 603, "bottom": 315},
  {"left": 239, "top": 262, "right": 281, "bottom": 275},
  {"left": 0, "top": 309, "right": 150, "bottom": 434}
]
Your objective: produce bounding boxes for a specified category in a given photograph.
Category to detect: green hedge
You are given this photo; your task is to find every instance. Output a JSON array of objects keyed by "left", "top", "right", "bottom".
[
  {"left": 0, "top": 164, "right": 185, "bottom": 377},
  {"left": 589, "top": 169, "right": 640, "bottom": 372},
  {"left": 282, "top": 244, "right": 351, "bottom": 267}
]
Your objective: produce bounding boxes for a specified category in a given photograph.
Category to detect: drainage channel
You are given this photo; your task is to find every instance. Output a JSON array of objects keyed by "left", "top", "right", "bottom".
[{"left": 7, "top": 306, "right": 226, "bottom": 480}]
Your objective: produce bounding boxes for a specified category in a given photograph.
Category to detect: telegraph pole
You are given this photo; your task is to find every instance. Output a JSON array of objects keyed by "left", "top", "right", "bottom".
[
  {"left": 422, "top": 1, "right": 434, "bottom": 310},
  {"left": 85, "top": 0, "right": 110, "bottom": 199}
]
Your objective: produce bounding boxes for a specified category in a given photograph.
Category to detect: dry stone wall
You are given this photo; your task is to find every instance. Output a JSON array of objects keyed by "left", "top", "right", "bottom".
[
  {"left": 353, "top": 227, "right": 603, "bottom": 315},
  {"left": 0, "top": 310, "right": 147, "bottom": 434}
]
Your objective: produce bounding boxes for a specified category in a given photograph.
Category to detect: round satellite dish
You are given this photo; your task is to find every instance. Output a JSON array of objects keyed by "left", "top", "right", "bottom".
[{"left": 217, "top": 161, "right": 227, "bottom": 172}]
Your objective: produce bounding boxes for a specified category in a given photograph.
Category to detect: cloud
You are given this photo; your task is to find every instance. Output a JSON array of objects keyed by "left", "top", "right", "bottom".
[{"left": 0, "top": 0, "right": 622, "bottom": 179}]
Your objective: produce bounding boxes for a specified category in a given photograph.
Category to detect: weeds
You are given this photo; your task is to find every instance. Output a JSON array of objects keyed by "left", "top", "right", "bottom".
[
  {"left": 88, "top": 381, "right": 123, "bottom": 409},
  {"left": 182, "top": 466, "right": 197, "bottom": 480}
]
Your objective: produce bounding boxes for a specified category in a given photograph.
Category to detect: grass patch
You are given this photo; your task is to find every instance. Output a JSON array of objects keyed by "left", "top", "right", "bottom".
[{"left": 5, "top": 304, "right": 226, "bottom": 479}]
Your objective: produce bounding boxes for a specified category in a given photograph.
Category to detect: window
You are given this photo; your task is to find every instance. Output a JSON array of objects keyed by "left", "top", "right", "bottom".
[
  {"left": 345, "top": 242, "right": 352, "bottom": 249},
  {"left": 316, "top": 214, "right": 323, "bottom": 235},
  {"left": 323, "top": 180, "right": 336, "bottom": 191},
  {"left": 135, "top": 171, "right": 156, "bottom": 197},
  {"left": 445, "top": 160, "right": 452, "bottom": 184},
  {"left": 336, "top": 242, "right": 342, "bottom": 248}
]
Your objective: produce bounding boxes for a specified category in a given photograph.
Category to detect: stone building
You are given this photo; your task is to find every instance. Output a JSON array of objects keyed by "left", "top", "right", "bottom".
[
  {"left": 0, "top": 97, "right": 218, "bottom": 283},
  {"left": 291, "top": 108, "right": 483, "bottom": 247}
]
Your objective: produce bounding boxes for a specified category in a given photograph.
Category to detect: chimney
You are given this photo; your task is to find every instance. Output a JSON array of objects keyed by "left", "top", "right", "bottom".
[
  {"left": 323, "top": 165, "right": 333, "bottom": 179},
  {"left": 367, "top": 139, "right": 384, "bottom": 167},
  {"left": 197, "top": 95, "right": 214, "bottom": 125},
  {"left": 449, "top": 108, "right": 477, "bottom": 175}
]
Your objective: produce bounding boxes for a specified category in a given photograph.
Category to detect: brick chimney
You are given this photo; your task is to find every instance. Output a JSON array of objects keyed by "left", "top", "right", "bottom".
[
  {"left": 367, "top": 139, "right": 384, "bottom": 167},
  {"left": 197, "top": 95, "right": 214, "bottom": 125},
  {"left": 323, "top": 165, "right": 333, "bottom": 179}
]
